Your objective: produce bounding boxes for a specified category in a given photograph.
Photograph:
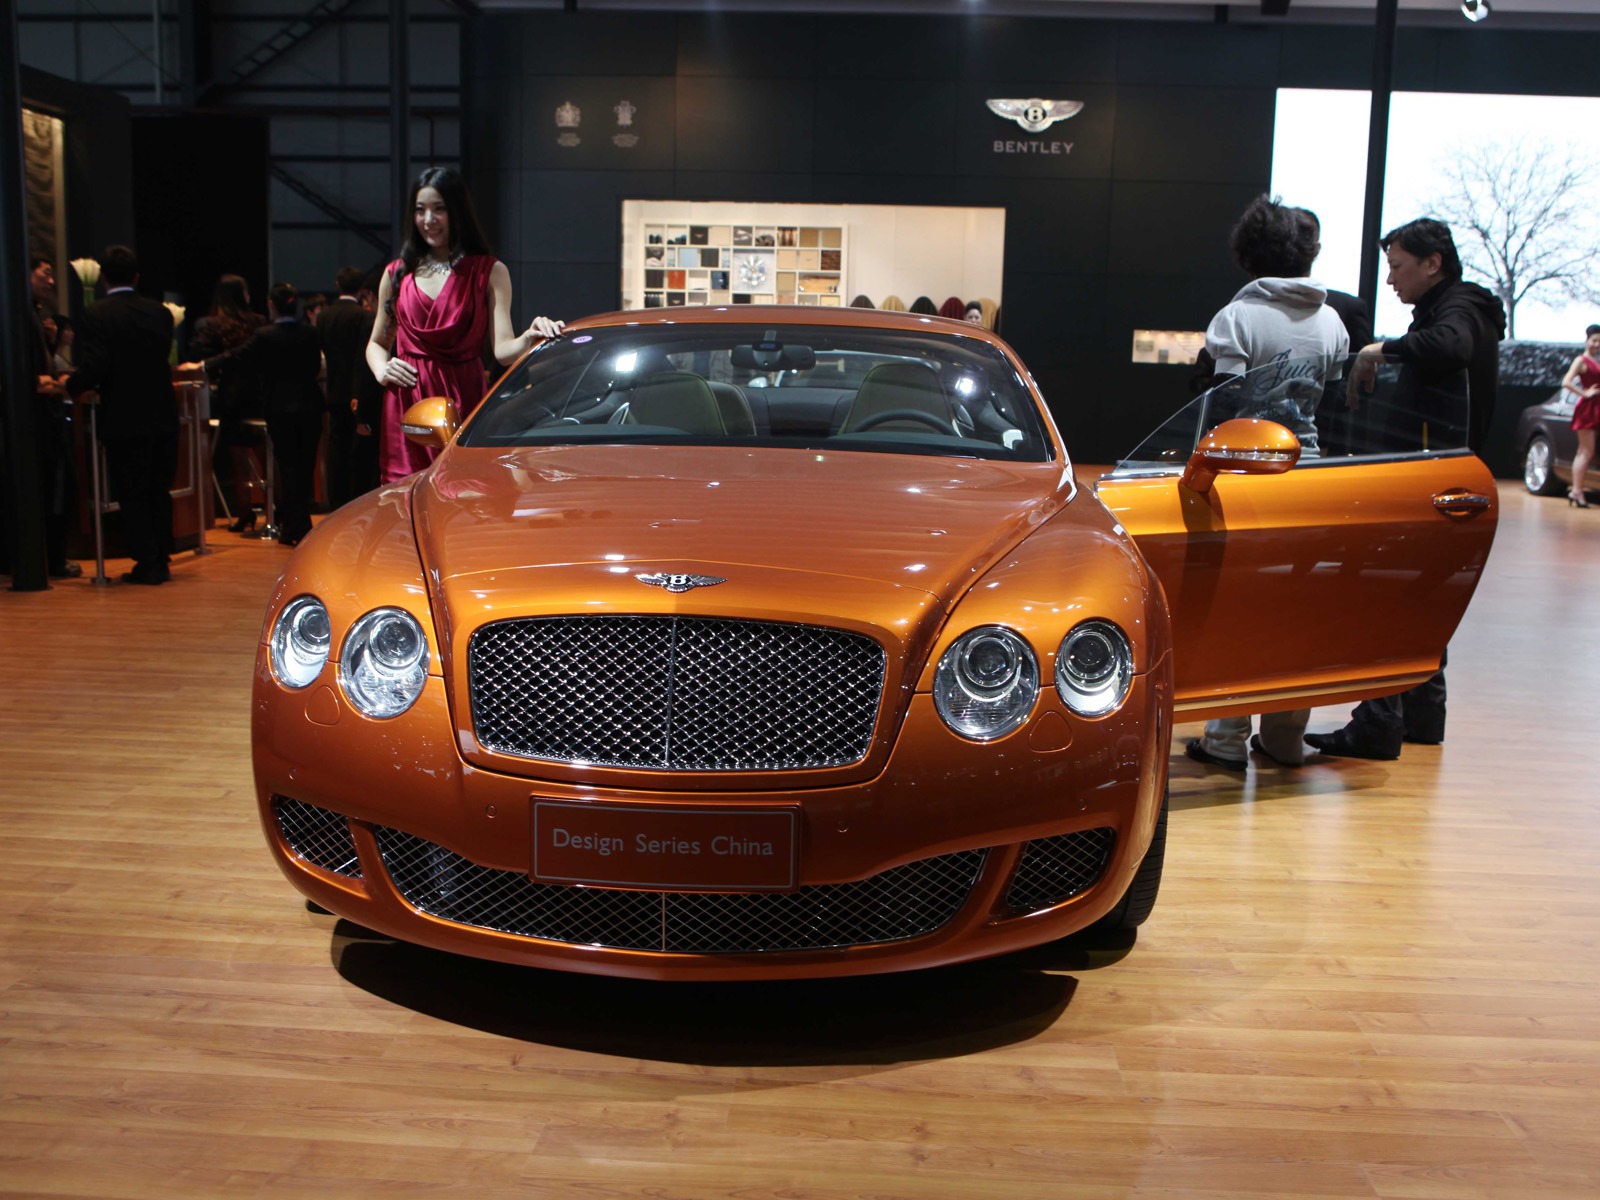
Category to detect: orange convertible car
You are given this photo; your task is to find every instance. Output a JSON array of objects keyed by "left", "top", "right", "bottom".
[{"left": 253, "top": 307, "right": 1496, "bottom": 980}]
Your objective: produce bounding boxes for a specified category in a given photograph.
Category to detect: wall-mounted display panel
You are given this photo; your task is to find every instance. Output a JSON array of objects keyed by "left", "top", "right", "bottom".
[{"left": 622, "top": 201, "right": 1005, "bottom": 321}]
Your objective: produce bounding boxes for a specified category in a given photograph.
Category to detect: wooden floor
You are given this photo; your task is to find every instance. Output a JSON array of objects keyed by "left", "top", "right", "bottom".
[{"left": 2, "top": 482, "right": 1597, "bottom": 1200}]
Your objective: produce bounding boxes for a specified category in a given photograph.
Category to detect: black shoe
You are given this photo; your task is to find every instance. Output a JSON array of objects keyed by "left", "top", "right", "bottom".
[
  {"left": 1249, "top": 733, "right": 1303, "bottom": 768},
  {"left": 1403, "top": 733, "right": 1443, "bottom": 745},
  {"left": 228, "top": 511, "right": 258, "bottom": 533},
  {"left": 1304, "top": 730, "right": 1399, "bottom": 760},
  {"left": 120, "top": 562, "right": 171, "bottom": 586},
  {"left": 1184, "top": 738, "right": 1246, "bottom": 772}
]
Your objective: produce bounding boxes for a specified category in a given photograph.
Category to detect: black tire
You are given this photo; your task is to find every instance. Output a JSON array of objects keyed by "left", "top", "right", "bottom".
[
  {"left": 1524, "top": 434, "right": 1565, "bottom": 496},
  {"left": 1085, "top": 790, "right": 1167, "bottom": 938}
]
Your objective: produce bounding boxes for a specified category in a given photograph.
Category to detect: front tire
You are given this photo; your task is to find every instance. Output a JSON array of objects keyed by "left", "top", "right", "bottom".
[
  {"left": 1084, "top": 789, "right": 1167, "bottom": 939},
  {"left": 1524, "top": 434, "right": 1564, "bottom": 495}
]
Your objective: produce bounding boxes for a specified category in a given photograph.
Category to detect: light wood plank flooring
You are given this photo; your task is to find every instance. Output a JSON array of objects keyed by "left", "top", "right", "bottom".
[{"left": 2, "top": 482, "right": 1596, "bottom": 1199}]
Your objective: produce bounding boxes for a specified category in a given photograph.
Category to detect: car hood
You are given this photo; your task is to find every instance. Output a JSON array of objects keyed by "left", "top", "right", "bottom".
[{"left": 413, "top": 443, "right": 1073, "bottom": 625}]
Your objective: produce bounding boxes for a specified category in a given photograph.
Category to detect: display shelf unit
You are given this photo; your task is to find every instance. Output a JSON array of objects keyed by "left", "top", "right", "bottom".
[{"left": 638, "top": 222, "right": 845, "bottom": 309}]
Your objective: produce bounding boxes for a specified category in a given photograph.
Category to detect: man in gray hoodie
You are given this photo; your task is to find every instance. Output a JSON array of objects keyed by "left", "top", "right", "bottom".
[{"left": 1185, "top": 195, "right": 1349, "bottom": 773}]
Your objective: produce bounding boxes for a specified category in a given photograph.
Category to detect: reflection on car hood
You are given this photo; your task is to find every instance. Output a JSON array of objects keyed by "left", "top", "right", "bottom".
[{"left": 412, "top": 444, "right": 1074, "bottom": 612}]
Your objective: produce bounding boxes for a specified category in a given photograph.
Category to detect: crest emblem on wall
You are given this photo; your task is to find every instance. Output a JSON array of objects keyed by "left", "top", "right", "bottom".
[{"left": 985, "top": 98, "right": 1084, "bottom": 133}]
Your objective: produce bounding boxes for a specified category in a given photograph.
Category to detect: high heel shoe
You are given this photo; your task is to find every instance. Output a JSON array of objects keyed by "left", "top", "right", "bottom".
[
  {"left": 228, "top": 511, "right": 258, "bottom": 533},
  {"left": 1569, "top": 493, "right": 1590, "bottom": 509}
]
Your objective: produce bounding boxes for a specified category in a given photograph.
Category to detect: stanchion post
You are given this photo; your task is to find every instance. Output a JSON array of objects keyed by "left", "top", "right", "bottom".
[
  {"left": 86, "top": 400, "right": 111, "bottom": 586},
  {"left": 189, "top": 380, "right": 212, "bottom": 556}
]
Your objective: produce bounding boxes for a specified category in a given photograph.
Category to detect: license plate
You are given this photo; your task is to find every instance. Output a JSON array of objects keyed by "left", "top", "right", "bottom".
[{"left": 532, "top": 801, "right": 799, "bottom": 892}]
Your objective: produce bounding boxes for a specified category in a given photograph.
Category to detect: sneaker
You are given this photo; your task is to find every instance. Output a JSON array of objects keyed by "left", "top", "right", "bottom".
[
  {"left": 1249, "top": 733, "right": 1303, "bottom": 768},
  {"left": 1184, "top": 738, "right": 1246, "bottom": 772}
]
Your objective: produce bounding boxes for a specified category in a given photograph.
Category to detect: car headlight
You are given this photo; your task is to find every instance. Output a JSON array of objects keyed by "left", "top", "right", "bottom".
[
  {"left": 933, "top": 626, "right": 1039, "bottom": 741},
  {"left": 269, "top": 595, "right": 331, "bottom": 689},
  {"left": 340, "top": 607, "right": 430, "bottom": 718},
  {"left": 1055, "top": 620, "right": 1134, "bottom": 717}
]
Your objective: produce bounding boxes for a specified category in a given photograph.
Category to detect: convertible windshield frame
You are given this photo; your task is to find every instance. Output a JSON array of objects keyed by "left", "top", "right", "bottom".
[{"left": 459, "top": 322, "right": 1057, "bottom": 464}]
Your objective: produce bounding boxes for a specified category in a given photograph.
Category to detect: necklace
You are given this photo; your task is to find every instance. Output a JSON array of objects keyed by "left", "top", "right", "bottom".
[{"left": 416, "top": 251, "right": 462, "bottom": 278}]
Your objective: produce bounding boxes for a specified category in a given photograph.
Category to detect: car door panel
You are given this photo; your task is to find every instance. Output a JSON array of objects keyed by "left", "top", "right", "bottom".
[{"left": 1096, "top": 453, "right": 1498, "bottom": 720}]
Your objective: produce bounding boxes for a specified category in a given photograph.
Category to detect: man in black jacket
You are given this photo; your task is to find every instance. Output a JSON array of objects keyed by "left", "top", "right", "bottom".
[
  {"left": 317, "top": 266, "right": 373, "bottom": 509},
  {"left": 1306, "top": 218, "right": 1506, "bottom": 760},
  {"left": 194, "top": 283, "right": 324, "bottom": 547},
  {"left": 65, "top": 245, "right": 178, "bottom": 585}
]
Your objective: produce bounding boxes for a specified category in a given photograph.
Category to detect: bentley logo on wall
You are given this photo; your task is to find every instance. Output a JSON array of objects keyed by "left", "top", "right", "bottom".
[{"left": 986, "top": 98, "right": 1083, "bottom": 156}]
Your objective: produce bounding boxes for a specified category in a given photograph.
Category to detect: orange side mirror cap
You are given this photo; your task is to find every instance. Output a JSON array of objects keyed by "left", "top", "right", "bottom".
[
  {"left": 1181, "top": 418, "right": 1301, "bottom": 495},
  {"left": 401, "top": 396, "right": 457, "bottom": 451}
]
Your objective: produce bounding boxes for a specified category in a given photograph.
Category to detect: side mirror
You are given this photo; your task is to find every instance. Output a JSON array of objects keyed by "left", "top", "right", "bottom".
[
  {"left": 1180, "top": 418, "right": 1301, "bottom": 495},
  {"left": 401, "top": 396, "right": 457, "bottom": 451}
]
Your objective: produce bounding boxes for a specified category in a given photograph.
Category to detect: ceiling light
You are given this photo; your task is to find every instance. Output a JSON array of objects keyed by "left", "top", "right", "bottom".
[{"left": 1461, "top": 0, "right": 1490, "bottom": 21}]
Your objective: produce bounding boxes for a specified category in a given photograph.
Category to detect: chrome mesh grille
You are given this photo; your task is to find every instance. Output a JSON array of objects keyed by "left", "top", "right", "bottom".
[
  {"left": 374, "top": 825, "right": 985, "bottom": 953},
  {"left": 273, "top": 796, "right": 362, "bottom": 878},
  {"left": 1004, "top": 827, "right": 1116, "bottom": 913},
  {"left": 469, "top": 615, "right": 886, "bottom": 771}
]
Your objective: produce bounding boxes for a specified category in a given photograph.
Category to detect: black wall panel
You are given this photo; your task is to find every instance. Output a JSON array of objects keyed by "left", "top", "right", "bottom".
[
  {"left": 469, "top": 11, "right": 1598, "bottom": 462},
  {"left": 674, "top": 77, "right": 815, "bottom": 173}
]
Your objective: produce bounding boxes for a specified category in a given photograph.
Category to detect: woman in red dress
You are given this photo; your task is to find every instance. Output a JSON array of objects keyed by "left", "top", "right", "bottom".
[
  {"left": 1562, "top": 323, "right": 1600, "bottom": 507},
  {"left": 367, "top": 167, "right": 563, "bottom": 482}
]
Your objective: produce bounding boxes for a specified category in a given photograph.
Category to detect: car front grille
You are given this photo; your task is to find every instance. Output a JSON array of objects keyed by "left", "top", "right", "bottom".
[
  {"left": 272, "top": 796, "right": 362, "bottom": 878},
  {"left": 374, "top": 825, "right": 985, "bottom": 953},
  {"left": 468, "top": 615, "right": 886, "bottom": 771},
  {"left": 1004, "top": 827, "right": 1116, "bottom": 913}
]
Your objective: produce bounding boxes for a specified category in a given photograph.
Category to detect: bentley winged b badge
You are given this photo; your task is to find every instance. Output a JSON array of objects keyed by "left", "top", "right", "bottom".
[
  {"left": 986, "top": 98, "right": 1084, "bottom": 133},
  {"left": 637, "top": 572, "right": 727, "bottom": 594}
]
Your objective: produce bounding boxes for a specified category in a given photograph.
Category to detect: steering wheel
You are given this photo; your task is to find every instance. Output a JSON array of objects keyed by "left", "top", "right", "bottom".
[{"left": 850, "top": 408, "right": 954, "bottom": 434}]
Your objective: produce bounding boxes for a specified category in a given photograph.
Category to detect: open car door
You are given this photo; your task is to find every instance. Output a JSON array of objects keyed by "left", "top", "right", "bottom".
[{"left": 1093, "top": 354, "right": 1498, "bottom": 721}]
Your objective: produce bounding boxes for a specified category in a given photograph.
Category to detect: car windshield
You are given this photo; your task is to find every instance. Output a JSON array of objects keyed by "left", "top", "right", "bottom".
[
  {"left": 461, "top": 322, "right": 1054, "bottom": 462},
  {"left": 1110, "top": 351, "right": 1473, "bottom": 475}
]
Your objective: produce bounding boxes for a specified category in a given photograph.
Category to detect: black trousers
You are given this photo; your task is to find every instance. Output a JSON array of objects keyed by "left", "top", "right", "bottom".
[
  {"left": 104, "top": 432, "right": 178, "bottom": 570},
  {"left": 325, "top": 403, "right": 355, "bottom": 511},
  {"left": 268, "top": 408, "right": 323, "bottom": 543},
  {"left": 348, "top": 426, "right": 381, "bottom": 500},
  {"left": 37, "top": 398, "right": 76, "bottom": 572},
  {"left": 1343, "top": 648, "right": 1448, "bottom": 754}
]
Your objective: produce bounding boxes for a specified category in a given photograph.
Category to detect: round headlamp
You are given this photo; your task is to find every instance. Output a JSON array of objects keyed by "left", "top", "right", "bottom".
[
  {"left": 269, "top": 596, "right": 331, "bottom": 689},
  {"left": 933, "top": 626, "right": 1039, "bottom": 741},
  {"left": 340, "top": 607, "right": 430, "bottom": 718},
  {"left": 1055, "top": 619, "right": 1134, "bottom": 717}
]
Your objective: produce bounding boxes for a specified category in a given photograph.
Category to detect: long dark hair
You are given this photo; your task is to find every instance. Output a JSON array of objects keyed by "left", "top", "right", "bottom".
[
  {"left": 210, "top": 274, "right": 251, "bottom": 321},
  {"left": 398, "top": 166, "right": 492, "bottom": 277}
]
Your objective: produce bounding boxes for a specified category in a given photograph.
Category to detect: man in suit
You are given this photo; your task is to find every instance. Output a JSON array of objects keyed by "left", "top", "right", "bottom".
[
  {"left": 65, "top": 245, "right": 178, "bottom": 585},
  {"left": 191, "top": 283, "right": 324, "bottom": 546},
  {"left": 317, "top": 266, "right": 375, "bottom": 509}
]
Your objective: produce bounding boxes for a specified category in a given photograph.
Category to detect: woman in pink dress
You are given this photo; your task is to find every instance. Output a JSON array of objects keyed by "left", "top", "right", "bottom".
[
  {"left": 367, "top": 167, "right": 563, "bottom": 482},
  {"left": 1561, "top": 323, "right": 1600, "bottom": 507}
]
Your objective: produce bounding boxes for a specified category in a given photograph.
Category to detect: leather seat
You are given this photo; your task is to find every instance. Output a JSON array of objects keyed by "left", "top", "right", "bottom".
[
  {"left": 839, "top": 362, "right": 956, "bottom": 434},
  {"left": 706, "top": 381, "right": 758, "bottom": 436},
  {"left": 616, "top": 373, "right": 727, "bottom": 434}
]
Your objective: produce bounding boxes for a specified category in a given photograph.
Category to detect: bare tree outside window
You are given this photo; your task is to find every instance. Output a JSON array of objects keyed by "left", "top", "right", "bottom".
[{"left": 1425, "top": 139, "right": 1600, "bottom": 339}]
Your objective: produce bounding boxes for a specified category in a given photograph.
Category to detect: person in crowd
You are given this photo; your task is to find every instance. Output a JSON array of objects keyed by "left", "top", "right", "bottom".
[
  {"left": 1559, "top": 323, "right": 1600, "bottom": 508},
  {"left": 302, "top": 292, "right": 328, "bottom": 328},
  {"left": 187, "top": 275, "right": 267, "bottom": 531},
  {"left": 349, "top": 272, "right": 386, "bottom": 496},
  {"left": 1294, "top": 209, "right": 1373, "bottom": 349},
  {"left": 318, "top": 266, "right": 374, "bottom": 509},
  {"left": 964, "top": 301, "right": 985, "bottom": 326},
  {"left": 1184, "top": 194, "right": 1349, "bottom": 774},
  {"left": 1306, "top": 217, "right": 1506, "bottom": 760},
  {"left": 31, "top": 257, "right": 73, "bottom": 371},
  {"left": 367, "top": 166, "right": 564, "bottom": 482},
  {"left": 188, "top": 283, "right": 324, "bottom": 547},
  {"left": 65, "top": 245, "right": 178, "bottom": 585}
]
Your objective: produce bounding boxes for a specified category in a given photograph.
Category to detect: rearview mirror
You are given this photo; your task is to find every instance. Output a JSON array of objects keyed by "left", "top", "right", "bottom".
[
  {"left": 1180, "top": 418, "right": 1301, "bottom": 495},
  {"left": 401, "top": 396, "right": 457, "bottom": 450}
]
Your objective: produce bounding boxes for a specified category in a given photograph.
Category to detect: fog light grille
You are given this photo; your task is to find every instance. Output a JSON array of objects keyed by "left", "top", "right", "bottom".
[
  {"left": 272, "top": 796, "right": 361, "bottom": 878},
  {"left": 1005, "top": 827, "right": 1115, "bottom": 912},
  {"left": 374, "top": 826, "right": 984, "bottom": 953}
]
